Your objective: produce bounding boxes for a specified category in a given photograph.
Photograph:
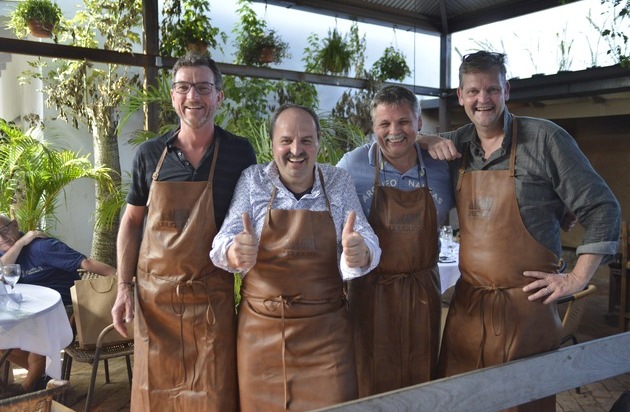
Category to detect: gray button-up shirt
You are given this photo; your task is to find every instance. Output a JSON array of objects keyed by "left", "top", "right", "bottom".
[{"left": 442, "top": 110, "right": 620, "bottom": 260}]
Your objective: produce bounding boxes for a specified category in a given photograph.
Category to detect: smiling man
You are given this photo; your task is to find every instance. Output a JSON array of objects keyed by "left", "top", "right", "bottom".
[
  {"left": 421, "top": 51, "right": 620, "bottom": 412},
  {"left": 110, "top": 52, "right": 256, "bottom": 411},
  {"left": 337, "top": 85, "right": 454, "bottom": 396},
  {"left": 210, "top": 104, "right": 381, "bottom": 411}
]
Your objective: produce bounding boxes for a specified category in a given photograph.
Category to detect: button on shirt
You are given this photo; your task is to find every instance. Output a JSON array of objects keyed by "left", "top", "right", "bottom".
[
  {"left": 210, "top": 162, "right": 381, "bottom": 280},
  {"left": 442, "top": 110, "right": 620, "bottom": 259}
]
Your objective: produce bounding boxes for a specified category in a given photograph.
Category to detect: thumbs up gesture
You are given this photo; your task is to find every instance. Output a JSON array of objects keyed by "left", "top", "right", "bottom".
[
  {"left": 227, "top": 213, "right": 259, "bottom": 272},
  {"left": 342, "top": 211, "right": 370, "bottom": 268}
]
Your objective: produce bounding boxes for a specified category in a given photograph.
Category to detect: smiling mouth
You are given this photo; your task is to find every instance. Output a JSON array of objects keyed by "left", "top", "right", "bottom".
[
  {"left": 385, "top": 134, "right": 405, "bottom": 143},
  {"left": 475, "top": 107, "right": 493, "bottom": 112}
]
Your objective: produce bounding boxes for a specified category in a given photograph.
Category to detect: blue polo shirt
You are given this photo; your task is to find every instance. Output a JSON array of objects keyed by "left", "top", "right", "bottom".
[
  {"left": 337, "top": 141, "right": 455, "bottom": 226},
  {"left": 1, "top": 237, "right": 85, "bottom": 306}
]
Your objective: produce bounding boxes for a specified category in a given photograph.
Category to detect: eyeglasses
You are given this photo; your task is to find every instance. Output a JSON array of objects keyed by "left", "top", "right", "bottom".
[
  {"left": 462, "top": 51, "right": 506, "bottom": 64},
  {"left": 0, "top": 221, "right": 13, "bottom": 237},
  {"left": 172, "top": 82, "right": 216, "bottom": 95}
]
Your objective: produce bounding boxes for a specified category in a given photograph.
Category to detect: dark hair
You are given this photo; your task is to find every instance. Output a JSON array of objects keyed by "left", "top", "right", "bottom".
[
  {"left": 172, "top": 52, "right": 223, "bottom": 91},
  {"left": 270, "top": 104, "right": 321, "bottom": 139},
  {"left": 459, "top": 51, "right": 507, "bottom": 87},
  {"left": 370, "top": 85, "right": 419, "bottom": 119}
]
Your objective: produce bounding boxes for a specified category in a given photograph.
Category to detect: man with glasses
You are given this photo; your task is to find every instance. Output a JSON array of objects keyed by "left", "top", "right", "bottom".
[
  {"left": 420, "top": 51, "right": 620, "bottom": 411},
  {"left": 0, "top": 214, "right": 115, "bottom": 396},
  {"left": 111, "top": 52, "right": 256, "bottom": 411}
]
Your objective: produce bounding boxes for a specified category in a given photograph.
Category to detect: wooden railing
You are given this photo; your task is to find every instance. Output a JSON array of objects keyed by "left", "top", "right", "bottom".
[{"left": 316, "top": 332, "right": 630, "bottom": 412}]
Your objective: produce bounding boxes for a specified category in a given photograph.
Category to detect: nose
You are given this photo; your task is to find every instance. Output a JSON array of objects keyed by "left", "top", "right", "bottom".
[
  {"left": 290, "top": 140, "right": 302, "bottom": 155},
  {"left": 186, "top": 86, "right": 200, "bottom": 97}
]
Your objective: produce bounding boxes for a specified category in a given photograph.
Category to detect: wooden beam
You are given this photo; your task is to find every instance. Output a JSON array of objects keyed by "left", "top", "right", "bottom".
[{"left": 316, "top": 333, "right": 630, "bottom": 412}]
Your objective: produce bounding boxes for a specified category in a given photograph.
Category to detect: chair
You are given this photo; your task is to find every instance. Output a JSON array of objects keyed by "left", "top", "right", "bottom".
[
  {"left": 619, "top": 221, "right": 629, "bottom": 332},
  {"left": 558, "top": 284, "right": 598, "bottom": 347},
  {"left": 61, "top": 271, "right": 133, "bottom": 412},
  {"left": 557, "top": 284, "right": 597, "bottom": 394},
  {"left": 61, "top": 324, "right": 133, "bottom": 412},
  {"left": 0, "top": 379, "right": 68, "bottom": 412}
]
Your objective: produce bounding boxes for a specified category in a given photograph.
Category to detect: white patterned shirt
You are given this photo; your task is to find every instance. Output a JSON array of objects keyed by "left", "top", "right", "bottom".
[{"left": 210, "top": 162, "right": 381, "bottom": 280}]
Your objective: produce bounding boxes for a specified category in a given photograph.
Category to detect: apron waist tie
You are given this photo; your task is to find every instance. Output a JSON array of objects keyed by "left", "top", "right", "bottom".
[
  {"left": 465, "top": 284, "right": 509, "bottom": 369},
  {"left": 375, "top": 272, "right": 429, "bottom": 387},
  {"left": 242, "top": 293, "right": 344, "bottom": 410}
]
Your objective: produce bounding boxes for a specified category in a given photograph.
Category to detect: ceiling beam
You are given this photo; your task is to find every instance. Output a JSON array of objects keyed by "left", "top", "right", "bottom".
[{"left": 254, "top": 0, "right": 440, "bottom": 35}]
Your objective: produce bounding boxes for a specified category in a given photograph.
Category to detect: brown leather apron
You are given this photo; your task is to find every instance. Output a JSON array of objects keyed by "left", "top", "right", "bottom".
[
  {"left": 438, "top": 119, "right": 561, "bottom": 411},
  {"left": 237, "top": 171, "right": 357, "bottom": 411},
  {"left": 132, "top": 141, "right": 238, "bottom": 412},
  {"left": 349, "top": 148, "right": 440, "bottom": 397}
]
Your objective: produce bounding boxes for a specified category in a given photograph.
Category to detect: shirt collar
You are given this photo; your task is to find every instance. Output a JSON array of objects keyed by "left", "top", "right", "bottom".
[
  {"left": 367, "top": 141, "right": 426, "bottom": 177},
  {"left": 264, "top": 162, "right": 323, "bottom": 198}
]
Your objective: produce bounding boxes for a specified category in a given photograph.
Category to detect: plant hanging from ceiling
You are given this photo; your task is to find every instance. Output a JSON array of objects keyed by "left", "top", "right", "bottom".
[
  {"left": 371, "top": 45, "right": 411, "bottom": 82},
  {"left": 160, "top": 0, "right": 227, "bottom": 57},
  {"left": 233, "top": 0, "right": 289, "bottom": 66},
  {"left": 303, "top": 22, "right": 366, "bottom": 77},
  {"left": 7, "top": 0, "right": 64, "bottom": 42}
]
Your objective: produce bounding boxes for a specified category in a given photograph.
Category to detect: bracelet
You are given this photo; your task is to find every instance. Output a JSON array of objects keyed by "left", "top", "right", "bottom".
[{"left": 118, "top": 281, "right": 134, "bottom": 287}]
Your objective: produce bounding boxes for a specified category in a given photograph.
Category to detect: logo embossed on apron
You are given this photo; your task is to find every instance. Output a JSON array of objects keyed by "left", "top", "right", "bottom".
[
  {"left": 388, "top": 212, "right": 423, "bottom": 232},
  {"left": 468, "top": 196, "right": 493, "bottom": 218}
]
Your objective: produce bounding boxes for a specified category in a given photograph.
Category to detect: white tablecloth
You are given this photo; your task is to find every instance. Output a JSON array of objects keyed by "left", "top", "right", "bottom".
[
  {"left": 0, "top": 284, "right": 73, "bottom": 379},
  {"left": 438, "top": 243, "right": 460, "bottom": 293}
]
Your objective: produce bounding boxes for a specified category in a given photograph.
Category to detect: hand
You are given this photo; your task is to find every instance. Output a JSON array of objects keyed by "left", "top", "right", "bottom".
[
  {"left": 19, "top": 230, "right": 47, "bottom": 246},
  {"left": 522, "top": 270, "right": 585, "bottom": 304},
  {"left": 342, "top": 211, "right": 369, "bottom": 268},
  {"left": 111, "top": 284, "right": 134, "bottom": 337},
  {"left": 227, "top": 213, "right": 259, "bottom": 272},
  {"left": 422, "top": 135, "right": 462, "bottom": 161}
]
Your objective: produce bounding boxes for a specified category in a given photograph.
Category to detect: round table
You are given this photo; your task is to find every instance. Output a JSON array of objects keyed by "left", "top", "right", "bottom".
[{"left": 0, "top": 284, "right": 73, "bottom": 379}]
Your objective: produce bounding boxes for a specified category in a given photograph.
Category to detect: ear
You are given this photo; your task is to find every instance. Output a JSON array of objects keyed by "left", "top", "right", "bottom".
[
  {"left": 504, "top": 80, "right": 511, "bottom": 102},
  {"left": 457, "top": 87, "right": 464, "bottom": 106},
  {"left": 216, "top": 89, "right": 225, "bottom": 106}
]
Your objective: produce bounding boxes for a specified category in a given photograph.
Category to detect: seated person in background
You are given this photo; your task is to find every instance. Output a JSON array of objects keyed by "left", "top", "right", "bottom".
[{"left": 0, "top": 214, "right": 116, "bottom": 395}]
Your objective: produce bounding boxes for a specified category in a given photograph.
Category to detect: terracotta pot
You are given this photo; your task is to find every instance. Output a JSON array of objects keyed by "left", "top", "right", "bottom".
[
  {"left": 28, "top": 20, "right": 54, "bottom": 38},
  {"left": 258, "top": 47, "right": 276, "bottom": 64}
]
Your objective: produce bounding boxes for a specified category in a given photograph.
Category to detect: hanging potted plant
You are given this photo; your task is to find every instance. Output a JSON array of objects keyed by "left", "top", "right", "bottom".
[
  {"left": 160, "top": 0, "right": 226, "bottom": 57},
  {"left": 7, "top": 0, "right": 63, "bottom": 41},
  {"left": 371, "top": 46, "right": 411, "bottom": 82},
  {"left": 233, "top": 0, "right": 289, "bottom": 66},
  {"left": 318, "top": 28, "right": 353, "bottom": 74},
  {"left": 303, "top": 23, "right": 366, "bottom": 77},
  {"left": 238, "top": 28, "right": 289, "bottom": 66}
]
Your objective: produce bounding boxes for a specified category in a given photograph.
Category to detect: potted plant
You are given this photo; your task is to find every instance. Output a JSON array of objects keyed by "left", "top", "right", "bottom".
[
  {"left": 160, "top": 0, "right": 226, "bottom": 57},
  {"left": 239, "top": 28, "right": 289, "bottom": 66},
  {"left": 233, "top": 0, "right": 289, "bottom": 66},
  {"left": 7, "top": 0, "right": 63, "bottom": 41},
  {"left": 303, "top": 23, "right": 366, "bottom": 77},
  {"left": 371, "top": 46, "right": 411, "bottom": 82}
]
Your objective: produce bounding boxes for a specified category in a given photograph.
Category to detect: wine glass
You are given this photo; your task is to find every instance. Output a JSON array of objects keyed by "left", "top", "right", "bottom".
[
  {"left": 440, "top": 225, "right": 453, "bottom": 245},
  {"left": 1, "top": 264, "right": 21, "bottom": 292}
]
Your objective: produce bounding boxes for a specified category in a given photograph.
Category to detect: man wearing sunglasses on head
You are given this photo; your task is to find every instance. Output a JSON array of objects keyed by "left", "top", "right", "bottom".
[{"left": 420, "top": 51, "right": 620, "bottom": 411}]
